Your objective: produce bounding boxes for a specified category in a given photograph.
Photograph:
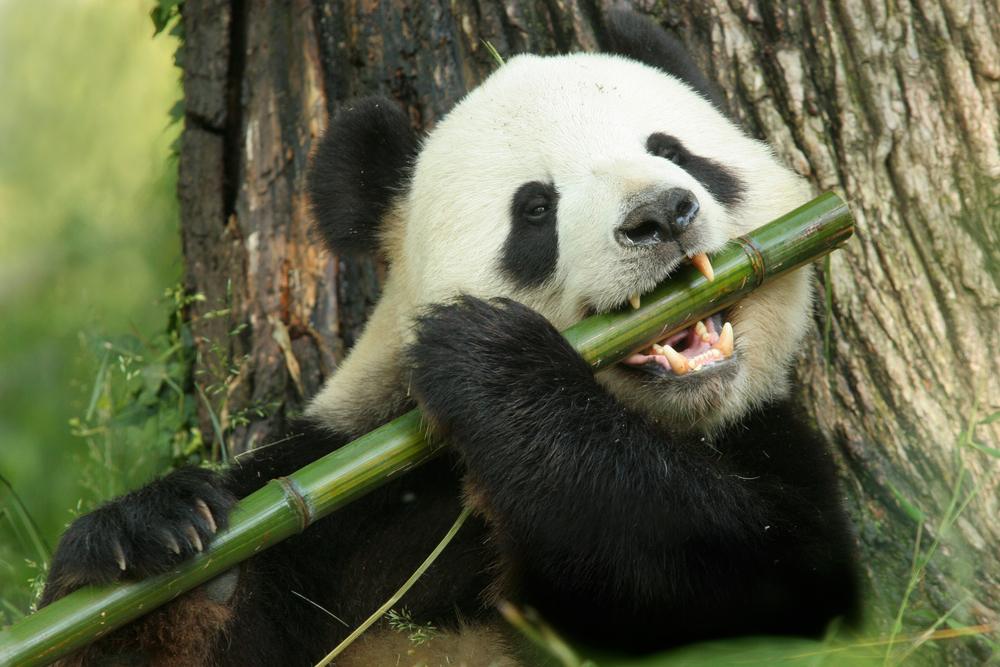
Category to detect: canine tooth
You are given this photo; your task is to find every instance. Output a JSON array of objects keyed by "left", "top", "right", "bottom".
[
  {"left": 629, "top": 293, "right": 641, "bottom": 310},
  {"left": 662, "top": 344, "right": 689, "bottom": 375},
  {"left": 690, "top": 253, "right": 715, "bottom": 282},
  {"left": 711, "top": 322, "right": 734, "bottom": 359}
]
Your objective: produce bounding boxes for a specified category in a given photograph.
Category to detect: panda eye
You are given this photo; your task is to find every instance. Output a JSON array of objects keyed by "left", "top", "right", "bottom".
[
  {"left": 660, "top": 148, "right": 681, "bottom": 164},
  {"left": 646, "top": 133, "right": 687, "bottom": 166},
  {"left": 512, "top": 181, "right": 558, "bottom": 226},
  {"left": 527, "top": 203, "right": 549, "bottom": 218}
]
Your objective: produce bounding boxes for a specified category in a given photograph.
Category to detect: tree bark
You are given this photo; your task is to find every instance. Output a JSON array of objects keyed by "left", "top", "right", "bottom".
[{"left": 177, "top": 0, "right": 1000, "bottom": 663}]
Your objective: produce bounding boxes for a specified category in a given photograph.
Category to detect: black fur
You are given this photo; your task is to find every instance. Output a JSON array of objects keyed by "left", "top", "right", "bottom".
[
  {"left": 41, "top": 14, "right": 857, "bottom": 665},
  {"left": 647, "top": 133, "right": 746, "bottom": 207},
  {"left": 306, "top": 96, "right": 420, "bottom": 256},
  {"left": 598, "top": 10, "right": 727, "bottom": 112},
  {"left": 501, "top": 181, "right": 560, "bottom": 288},
  {"left": 41, "top": 467, "right": 236, "bottom": 603},
  {"left": 408, "top": 297, "right": 857, "bottom": 650}
]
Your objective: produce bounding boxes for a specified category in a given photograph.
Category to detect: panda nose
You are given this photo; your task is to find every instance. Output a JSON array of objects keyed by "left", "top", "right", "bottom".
[{"left": 615, "top": 189, "right": 700, "bottom": 248}]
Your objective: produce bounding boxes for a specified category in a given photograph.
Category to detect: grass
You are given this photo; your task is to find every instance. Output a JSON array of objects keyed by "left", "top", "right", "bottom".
[{"left": 0, "top": 0, "right": 183, "bottom": 621}]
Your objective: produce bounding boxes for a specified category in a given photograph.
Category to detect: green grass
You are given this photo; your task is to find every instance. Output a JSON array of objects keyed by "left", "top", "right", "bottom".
[{"left": 0, "top": 0, "right": 182, "bottom": 621}]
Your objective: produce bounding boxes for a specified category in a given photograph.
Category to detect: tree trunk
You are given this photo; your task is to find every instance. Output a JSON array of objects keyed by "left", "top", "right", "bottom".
[{"left": 177, "top": 0, "right": 1000, "bottom": 663}]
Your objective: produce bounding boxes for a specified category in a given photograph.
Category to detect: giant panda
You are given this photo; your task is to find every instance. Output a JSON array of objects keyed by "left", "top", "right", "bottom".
[{"left": 40, "top": 11, "right": 858, "bottom": 667}]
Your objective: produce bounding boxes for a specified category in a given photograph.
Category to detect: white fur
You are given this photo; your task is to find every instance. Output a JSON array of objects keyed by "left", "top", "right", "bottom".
[{"left": 308, "top": 52, "right": 814, "bottom": 436}]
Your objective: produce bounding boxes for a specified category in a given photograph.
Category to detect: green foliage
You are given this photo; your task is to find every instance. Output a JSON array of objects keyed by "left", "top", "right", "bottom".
[
  {"left": 482, "top": 40, "right": 505, "bottom": 67},
  {"left": 0, "top": 474, "right": 49, "bottom": 625},
  {"left": 877, "top": 396, "right": 1000, "bottom": 665},
  {"left": 151, "top": 0, "right": 185, "bottom": 155},
  {"left": 386, "top": 609, "right": 450, "bottom": 646},
  {"left": 150, "top": 0, "right": 183, "bottom": 38},
  {"left": 69, "top": 285, "right": 213, "bottom": 505},
  {"left": 0, "top": 0, "right": 183, "bottom": 620}
]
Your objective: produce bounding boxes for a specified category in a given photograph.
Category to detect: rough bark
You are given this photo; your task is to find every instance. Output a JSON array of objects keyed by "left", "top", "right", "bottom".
[
  {"left": 177, "top": 0, "right": 1000, "bottom": 663},
  {"left": 648, "top": 2, "right": 1000, "bottom": 662}
]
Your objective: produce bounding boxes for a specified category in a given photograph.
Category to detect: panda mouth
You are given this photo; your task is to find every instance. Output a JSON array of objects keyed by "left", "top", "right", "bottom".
[
  {"left": 623, "top": 312, "right": 734, "bottom": 377},
  {"left": 620, "top": 251, "right": 733, "bottom": 377}
]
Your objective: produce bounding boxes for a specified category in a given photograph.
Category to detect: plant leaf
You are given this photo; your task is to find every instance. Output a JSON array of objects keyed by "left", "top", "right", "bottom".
[{"left": 888, "top": 482, "right": 926, "bottom": 522}]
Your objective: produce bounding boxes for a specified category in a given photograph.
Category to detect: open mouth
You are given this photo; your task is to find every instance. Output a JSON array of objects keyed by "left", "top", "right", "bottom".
[
  {"left": 624, "top": 312, "right": 733, "bottom": 377},
  {"left": 622, "top": 252, "right": 734, "bottom": 378}
]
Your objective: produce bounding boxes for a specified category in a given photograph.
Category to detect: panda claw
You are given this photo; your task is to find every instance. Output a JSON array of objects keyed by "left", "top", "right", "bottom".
[
  {"left": 163, "top": 531, "right": 182, "bottom": 555},
  {"left": 113, "top": 541, "right": 127, "bottom": 571},
  {"left": 184, "top": 524, "right": 204, "bottom": 552},
  {"left": 194, "top": 498, "right": 218, "bottom": 534}
]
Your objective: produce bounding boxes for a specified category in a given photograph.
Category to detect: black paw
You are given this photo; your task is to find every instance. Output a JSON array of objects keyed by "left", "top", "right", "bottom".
[
  {"left": 42, "top": 467, "right": 236, "bottom": 605},
  {"left": 407, "top": 296, "right": 593, "bottom": 435}
]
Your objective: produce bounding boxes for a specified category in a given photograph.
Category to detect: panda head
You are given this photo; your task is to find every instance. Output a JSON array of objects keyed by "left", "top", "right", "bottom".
[{"left": 306, "top": 21, "right": 814, "bottom": 436}]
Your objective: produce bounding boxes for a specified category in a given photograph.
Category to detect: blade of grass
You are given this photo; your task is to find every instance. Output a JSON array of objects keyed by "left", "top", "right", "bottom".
[
  {"left": 313, "top": 507, "right": 471, "bottom": 667},
  {"left": 0, "top": 473, "right": 50, "bottom": 564}
]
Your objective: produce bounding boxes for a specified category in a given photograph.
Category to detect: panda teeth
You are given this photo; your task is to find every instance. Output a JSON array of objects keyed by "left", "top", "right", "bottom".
[
  {"left": 710, "top": 322, "right": 734, "bottom": 359},
  {"left": 629, "top": 293, "right": 641, "bottom": 310},
  {"left": 695, "top": 320, "right": 710, "bottom": 342},
  {"left": 689, "top": 253, "right": 715, "bottom": 282},
  {"left": 660, "top": 344, "right": 690, "bottom": 376}
]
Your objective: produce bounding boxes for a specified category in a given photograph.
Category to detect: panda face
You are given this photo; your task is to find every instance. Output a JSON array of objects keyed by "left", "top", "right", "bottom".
[{"left": 384, "top": 53, "right": 814, "bottom": 431}]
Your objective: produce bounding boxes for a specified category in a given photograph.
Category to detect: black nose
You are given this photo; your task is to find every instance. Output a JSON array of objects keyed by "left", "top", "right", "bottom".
[{"left": 616, "top": 189, "right": 700, "bottom": 248}]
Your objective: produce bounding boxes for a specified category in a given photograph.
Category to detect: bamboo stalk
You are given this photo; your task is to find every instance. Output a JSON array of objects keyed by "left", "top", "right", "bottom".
[{"left": 0, "top": 192, "right": 853, "bottom": 667}]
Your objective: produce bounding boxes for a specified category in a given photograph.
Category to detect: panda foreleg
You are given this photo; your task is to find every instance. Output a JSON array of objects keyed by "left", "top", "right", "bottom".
[
  {"left": 39, "top": 423, "right": 364, "bottom": 666},
  {"left": 40, "top": 466, "right": 236, "bottom": 606},
  {"left": 408, "top": 296, "right": 854, "bottom": 648}
]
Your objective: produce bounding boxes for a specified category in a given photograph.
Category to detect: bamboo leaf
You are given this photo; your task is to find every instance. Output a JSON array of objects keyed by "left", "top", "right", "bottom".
[{"left": 0, "top": 192, "right": 854, "bottom": 667}]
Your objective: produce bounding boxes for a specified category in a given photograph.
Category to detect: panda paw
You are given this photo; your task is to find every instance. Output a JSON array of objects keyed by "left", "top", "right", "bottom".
[
  {"left": 41, "top": 467, "right": 236, "bottom": 605},
  {"left": 408, "top": 296, "right": 593, "bottom": 434}
]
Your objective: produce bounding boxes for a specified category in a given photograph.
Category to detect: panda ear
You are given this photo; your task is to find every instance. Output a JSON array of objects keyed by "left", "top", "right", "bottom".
[
  {"left": 307, "top": 96, "right": 421, "bottom": 257},
  {"left": 598, "top": 11, "right": 726, "bottom": 113}
]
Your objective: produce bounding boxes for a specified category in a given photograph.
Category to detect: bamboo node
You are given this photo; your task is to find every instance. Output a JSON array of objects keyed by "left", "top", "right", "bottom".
[
  {"left": 273, "top": 476, "right": 313, "bottom": 530},
  {"left": 734, "top": 234, "right": 767, "bottom": 288}
]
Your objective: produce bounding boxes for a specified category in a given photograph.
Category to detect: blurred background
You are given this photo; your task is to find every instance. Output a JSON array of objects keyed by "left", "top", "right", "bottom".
[{"left": 0, "top": 0, "right": 182, "bottom": 619}]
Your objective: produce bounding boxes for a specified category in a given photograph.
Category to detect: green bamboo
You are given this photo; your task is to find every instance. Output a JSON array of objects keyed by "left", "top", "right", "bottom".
[{"left": 0, "top": 192, "right": 853, "bottom": 667}]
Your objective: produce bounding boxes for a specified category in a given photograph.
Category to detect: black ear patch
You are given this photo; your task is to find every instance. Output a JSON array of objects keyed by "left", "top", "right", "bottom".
[
  {"left": 307, "top": 97, "right": 421, "bottom": 256},
  {"left": 501, "top": 181, "right": 560, "bottom": 289},
  {"left": 646, "top": 133, "right": 745, "bottom": 207},
  {"left": 598, "top": 11, "right": 726, "bottom": 113}
]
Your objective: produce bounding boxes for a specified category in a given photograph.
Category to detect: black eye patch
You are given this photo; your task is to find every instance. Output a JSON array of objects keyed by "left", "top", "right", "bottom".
[
  {"left": 501, "top": 181, "right": 560, "bottom": 288},
  {"left": 646, "top": 133, "right": 745, "bottom": 208}
]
